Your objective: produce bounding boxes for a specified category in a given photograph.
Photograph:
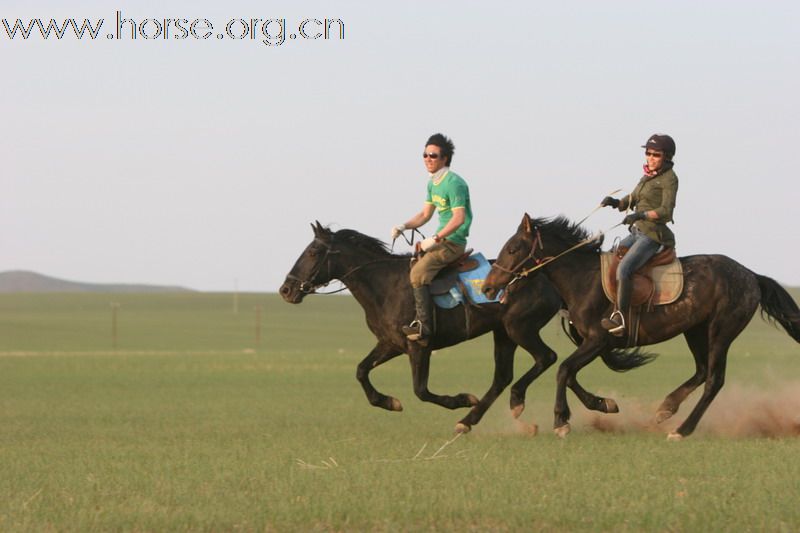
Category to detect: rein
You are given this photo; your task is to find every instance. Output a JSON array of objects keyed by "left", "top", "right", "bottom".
[
  {"left": 491, "top": 222, "right": 622, "bottom": 292},
  {"left": 391, "top": 228, "right": 425, "bottom": 252},
  {"left": 490, "top": 193, "right": 621, "bottom": 283},
  {"left": 489, "top": 227, "right": 547, "bottom": 277},
  {"left": 288, "top": 237, "right": 401, "bottom": 296},
  {"left": 573, "top": 188, "right": 622, "bottom": 227}
]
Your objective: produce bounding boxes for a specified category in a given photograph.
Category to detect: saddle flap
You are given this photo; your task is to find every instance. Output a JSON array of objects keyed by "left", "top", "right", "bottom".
[
  {"left": 431, "top": 253, "right": 501, "bottom": 307},
  {"left": 429, "top": 270, "right": 459, "bottom": 295},
  {"left": 600, "top": 251, "right": 684, "bottom": 307},
  {"left": 458, "top": 258, "right": 480, "bottom": 272}
]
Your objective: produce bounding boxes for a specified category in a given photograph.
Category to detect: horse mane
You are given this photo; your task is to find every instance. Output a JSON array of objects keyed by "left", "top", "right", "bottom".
[
  {"left": 531, "top": 215, "right": 603, "bottom": 252},
  {"left": 332, "top": 228, "right": 410, "bottom": 258}
]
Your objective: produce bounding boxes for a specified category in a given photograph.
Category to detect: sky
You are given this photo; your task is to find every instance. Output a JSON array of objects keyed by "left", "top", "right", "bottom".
[{"left": 2, "top": 1, "right": 799, "bottom": 291}]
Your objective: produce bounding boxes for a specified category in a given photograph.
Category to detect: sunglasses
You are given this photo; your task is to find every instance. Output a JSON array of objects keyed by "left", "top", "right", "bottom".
[
  {"left": 645, "top": 151, "right": 664, "bottom": 158},
  {"left": 422, "top": 152, "right": 442, "bottom": 159}
]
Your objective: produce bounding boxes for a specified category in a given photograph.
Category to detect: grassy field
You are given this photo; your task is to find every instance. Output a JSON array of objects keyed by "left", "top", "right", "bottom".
[{"left": 1, "top": 291, "right": 800, "bottom": 531}]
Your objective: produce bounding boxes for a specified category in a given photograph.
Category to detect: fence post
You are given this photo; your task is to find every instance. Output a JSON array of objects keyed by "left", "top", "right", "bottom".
[
  {"left": 254, "top": 304, "right": 262, "bottom": 348},
  {"left": 110, "top": 302, "right": 121, "bottom": 350}
]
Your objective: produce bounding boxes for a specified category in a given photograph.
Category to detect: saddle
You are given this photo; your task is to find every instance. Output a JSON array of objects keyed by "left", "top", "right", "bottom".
[
  {"left": 600, "top": 246, "right": 684, "bottom": 307},
  {"left": 428, "top": 250, "right": 476, "bottom": 296}
]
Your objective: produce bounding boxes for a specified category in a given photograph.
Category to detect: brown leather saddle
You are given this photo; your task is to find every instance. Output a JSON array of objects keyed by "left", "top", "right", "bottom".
[
  {"left": 427, "top": 250, "right": 477, "bottom": 295},
  {"left": 604, "top": 246, "right": 677, "bottom": 306}
]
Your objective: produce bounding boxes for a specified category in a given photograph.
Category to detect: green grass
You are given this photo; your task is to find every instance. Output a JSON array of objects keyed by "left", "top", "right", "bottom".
[{"left": 1, "top": 291, "right": 799, "bottom": 531}]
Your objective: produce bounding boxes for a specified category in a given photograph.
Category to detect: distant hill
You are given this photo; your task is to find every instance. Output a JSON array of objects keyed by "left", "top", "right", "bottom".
[{"left": 0, "top": 271, "right": 194, "bottom": 293}]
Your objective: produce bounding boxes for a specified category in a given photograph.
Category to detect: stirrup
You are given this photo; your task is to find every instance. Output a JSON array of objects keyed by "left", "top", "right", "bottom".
[
  {"left": 601, "top": 310, "right": 626, "bottom": 336},
  {"left": 402, "top": 320, "right": 430, "bottom": 345},
  {"left": 402, "top": 320, "right": 423, "bottom": 340}
]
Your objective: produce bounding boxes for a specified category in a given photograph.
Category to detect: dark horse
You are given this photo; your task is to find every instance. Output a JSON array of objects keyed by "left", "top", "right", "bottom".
[
  {"left": 483, "top": 214, "right": 800, "bottom": 439},
  {"left": 279, "top": 222, "right": 651, "bottom": 432}
]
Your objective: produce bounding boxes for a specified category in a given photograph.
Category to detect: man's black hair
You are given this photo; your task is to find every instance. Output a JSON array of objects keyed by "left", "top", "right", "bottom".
[{"left": 425, "top": 133, "right": 455, "bottom": 166}]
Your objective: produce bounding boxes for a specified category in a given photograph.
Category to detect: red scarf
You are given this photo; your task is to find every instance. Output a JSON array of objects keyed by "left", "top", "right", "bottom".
[{"left": 643, "top": 160, "right": 673, "bottom": 178}]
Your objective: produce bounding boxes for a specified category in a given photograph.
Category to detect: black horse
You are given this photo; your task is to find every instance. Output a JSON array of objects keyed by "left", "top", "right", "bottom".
[
  {"left": 279, "top": 222, "right": 651, "bottom": 432},
  {"left": 483, "top": 213, "right": 800, "bottom": 439}
]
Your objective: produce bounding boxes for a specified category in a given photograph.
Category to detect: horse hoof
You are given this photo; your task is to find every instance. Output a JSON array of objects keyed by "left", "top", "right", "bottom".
[
  {"left": 603, "top": 398, "right": 619, "bottom": 413},
  {"left": 655, "top": 410, "right": 674, "bottom": 424},
  {"left": 667, "top": 431, "right": 683, "bottom": 442},
  {"left": 455, "top": 422, "right": 471, "bottom": 434},
  {"left": 466, "top": 394, "right": 479, "bottom": 406},
  {"left": 389, "top": 398, "right": 403, "bottom": 412},
  {"left": 511, "top": 404, "right": 525, "bottom": 419},
  {"left": 554, "top": 424, "right": 571, "bottom": 439}
]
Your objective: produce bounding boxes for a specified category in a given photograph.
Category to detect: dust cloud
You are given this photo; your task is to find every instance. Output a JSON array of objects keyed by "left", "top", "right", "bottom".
[{"left": 578, "top": 382, "right": 800, "bottom": 438}]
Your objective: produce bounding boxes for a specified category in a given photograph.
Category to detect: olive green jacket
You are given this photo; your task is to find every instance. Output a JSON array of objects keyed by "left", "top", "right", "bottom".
[{"left": 618, "top": 166, "right": 679, "bottom": 246}]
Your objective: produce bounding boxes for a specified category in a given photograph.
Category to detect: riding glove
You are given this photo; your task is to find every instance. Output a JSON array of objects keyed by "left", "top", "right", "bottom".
[
  {"left": 391, "top": 224, "right": 406, "bottom": 240},
  {"left": 601, "top": 196, "right": 620, "bottom": 209},
  {"left": 420, "top": 236, "right": 440, "bottom": 252}
]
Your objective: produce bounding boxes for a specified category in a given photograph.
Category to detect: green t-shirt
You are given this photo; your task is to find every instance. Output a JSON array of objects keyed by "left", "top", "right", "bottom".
[{"left": 425, "top": 170, "right": 472, "bottom": 246}]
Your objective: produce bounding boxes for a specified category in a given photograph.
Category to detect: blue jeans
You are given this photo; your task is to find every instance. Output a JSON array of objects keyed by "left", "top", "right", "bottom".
[{"left": 617, "top": 228, "right": 662, "bottom": 281}]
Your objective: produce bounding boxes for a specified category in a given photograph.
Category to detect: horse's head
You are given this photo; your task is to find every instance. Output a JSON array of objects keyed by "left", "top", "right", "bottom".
[
  {"left": 279, "top": 221, "right": 338, "bottom": 303},
  {"left": 484, "top": 213, "right": 601, "bottom": 302},
  {"left": 483, "top": 213, "right": 542, "bottom": 301}
]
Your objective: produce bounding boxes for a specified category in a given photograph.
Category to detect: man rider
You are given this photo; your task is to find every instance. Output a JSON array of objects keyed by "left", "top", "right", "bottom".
[{"left": 391, "top": 133, "right": 473, "bottom": 345}]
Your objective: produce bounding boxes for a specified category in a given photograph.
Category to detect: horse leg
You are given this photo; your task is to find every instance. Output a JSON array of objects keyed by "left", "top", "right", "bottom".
[
  {"left": 670, "top": 307, "right": 753, "bottom": 439},
  {"left": 356, "top": 343, "right": 403, "bottom": 411},
  {"left": 566, "top": 373, "right": 620, "bottom": 414},
  {"left": 408, "top": 348, "right": 479, "bottom": 410},
  {"left": 455, "top": 328, "right": 517, "bottom": 432},
  {"left": 507, "top": 331, "right": 557, "bottom": 419},
  {"left": 507, "top": 320, "right": 615, "bottom": 418},
  {"left": 554, "top": 339, "right": 605, "bottom": 437},
  {"left": 670, "top": 343, "right": 730, "bottom": 439},
  {"left": 655, "top": 325, "right": 708, "bottom": 423}
]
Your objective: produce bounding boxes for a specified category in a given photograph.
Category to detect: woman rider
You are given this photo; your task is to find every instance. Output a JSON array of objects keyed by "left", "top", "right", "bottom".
[{"left": 600, "top": 134, "right": 679, "bottom": 336}]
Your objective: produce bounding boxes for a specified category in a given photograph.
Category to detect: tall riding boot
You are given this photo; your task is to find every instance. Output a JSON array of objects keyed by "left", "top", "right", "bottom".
[
  {"left": 402, "top": 286, "right": 433, "bottom": 346},
  {"left": 601, "top": 277, "right": 632, "bottom": 336}
]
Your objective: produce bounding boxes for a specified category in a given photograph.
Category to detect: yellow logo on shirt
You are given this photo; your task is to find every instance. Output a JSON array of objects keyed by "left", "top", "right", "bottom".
[{"left": 431, "top": 194, "right": 449, "bottom": 211}]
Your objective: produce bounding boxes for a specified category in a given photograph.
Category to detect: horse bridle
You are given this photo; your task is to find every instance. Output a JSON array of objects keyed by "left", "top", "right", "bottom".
[
  {"left": 490, "top": 224, "right": 603, "bottom": 294},
  {"left": 286, "top": 237, "right": 398, "bottom": 295},
  {"left": 285, "top": 237, "right": 342, "bottom": 294},
  {"left": 488, "top": 226, "right": 547, "bottom": 290}
]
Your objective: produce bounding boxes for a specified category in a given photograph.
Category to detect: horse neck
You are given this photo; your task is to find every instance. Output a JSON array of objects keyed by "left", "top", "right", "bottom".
[
  {"left": 539, "top": 249, "right": 600, "bottom": 308},
  {"left": 334, "top": 250, "right": 407, "bottom": 310}
]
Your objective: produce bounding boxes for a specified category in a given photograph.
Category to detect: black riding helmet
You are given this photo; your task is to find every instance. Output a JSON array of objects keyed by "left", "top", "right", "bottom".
[{"left": 642, "top": 134, "right": 676, "bottom": 158}]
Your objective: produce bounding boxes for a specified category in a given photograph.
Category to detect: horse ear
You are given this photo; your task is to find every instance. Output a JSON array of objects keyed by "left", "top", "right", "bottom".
[
  {"left": 521, "top": 213, "right": 533, "bottom": 234},
  {"left": 312, "top": 221, "right": 330, "bottom": 238}
]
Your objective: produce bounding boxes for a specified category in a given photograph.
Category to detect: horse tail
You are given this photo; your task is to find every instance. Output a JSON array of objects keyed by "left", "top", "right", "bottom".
[
  {"left": 600, "top": 347, "right": 657, "bottom": 372},
  {"left": 756, "top": 274, "right": 800, "bottom": 342},
  {"left": 561, "top": 312, "right": 656, "bottom": 371}
]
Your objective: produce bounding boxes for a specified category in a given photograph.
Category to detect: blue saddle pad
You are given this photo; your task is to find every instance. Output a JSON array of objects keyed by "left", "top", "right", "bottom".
[{"left": 433, "top": 253, "right": 502, "bottom": 309}]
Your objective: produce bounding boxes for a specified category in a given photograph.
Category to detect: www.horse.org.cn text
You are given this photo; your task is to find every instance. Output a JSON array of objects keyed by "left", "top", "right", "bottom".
[{"left": 2, "top": 10, "right": 345, "bottom": 47}]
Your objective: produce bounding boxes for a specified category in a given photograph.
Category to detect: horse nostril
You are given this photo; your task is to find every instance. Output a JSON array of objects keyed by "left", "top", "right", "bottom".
[{"left": 280, "top": 285, "right": 289, "bottom": 295}]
